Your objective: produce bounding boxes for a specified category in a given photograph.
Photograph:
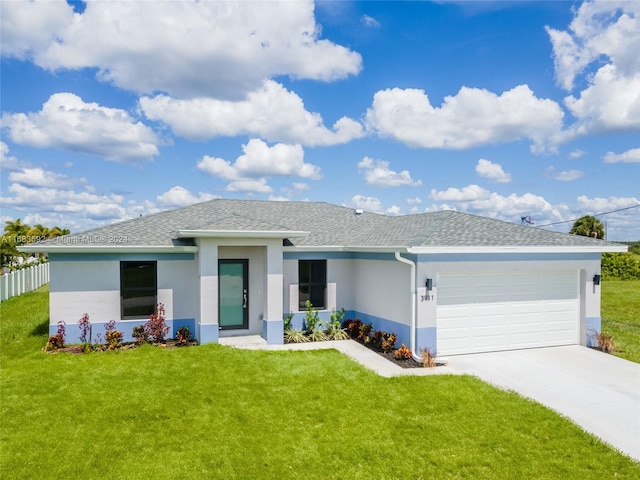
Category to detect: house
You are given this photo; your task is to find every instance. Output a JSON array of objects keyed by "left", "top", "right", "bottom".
[{"left": 20, "top": 199, "right": 626, "bottom": 356}]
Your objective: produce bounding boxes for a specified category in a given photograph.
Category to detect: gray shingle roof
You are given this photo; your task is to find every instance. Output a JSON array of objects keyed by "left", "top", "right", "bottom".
[{"left": 29, "top": 199, "right": 624, "bottom": 250}]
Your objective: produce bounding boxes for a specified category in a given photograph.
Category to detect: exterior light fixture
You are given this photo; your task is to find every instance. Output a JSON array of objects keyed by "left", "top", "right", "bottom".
[
  {"left": 425, "top": 278, "right": 433, "bottom": 291},
  {"left": 593, "top": 274, "right": 601, "bottom": 286}
]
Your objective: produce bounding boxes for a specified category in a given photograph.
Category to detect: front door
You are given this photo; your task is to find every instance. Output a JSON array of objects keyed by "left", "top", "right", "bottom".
[{"left": 218, "top": 259, "right": 249, "bottom": 330}]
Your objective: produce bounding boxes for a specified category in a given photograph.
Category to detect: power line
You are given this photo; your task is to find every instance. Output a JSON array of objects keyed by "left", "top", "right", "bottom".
[{"left": 535, "top": 204, "right": 640, "bottom": 228}]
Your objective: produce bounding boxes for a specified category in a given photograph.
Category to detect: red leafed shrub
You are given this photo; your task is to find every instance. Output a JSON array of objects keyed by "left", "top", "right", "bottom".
[
  {"left": 78, "top": 313, "right": 91, "bottom": 344},
  {"left": 344, "top": 319, "right": 362, "bottom": 338},
  {"left": 358, "top": 322, "right": 373, "bottom": 341},
  {"left": 144, "top": 303, "right": 169, "bottom": 342},
  {"left": 44, "top": 321, "right": 66, "bottom": 351},
  {"left": 104, "top": 320, "right": 123, "bottom": 350}
]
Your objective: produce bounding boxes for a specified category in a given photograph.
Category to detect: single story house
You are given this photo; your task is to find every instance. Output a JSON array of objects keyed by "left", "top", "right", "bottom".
[{"left": 21, "top": 199, "right": 626, "bottom": 356}]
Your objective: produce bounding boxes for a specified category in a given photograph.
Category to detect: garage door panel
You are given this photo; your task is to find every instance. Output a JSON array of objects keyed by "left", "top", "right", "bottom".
[{"left": 437, "top": 271, "right": 579, "bottom": 356}]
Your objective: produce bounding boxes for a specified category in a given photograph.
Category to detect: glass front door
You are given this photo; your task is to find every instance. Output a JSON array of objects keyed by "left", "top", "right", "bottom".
[{"left": 218, "top": 259, "right": 248, "bottom": 330}]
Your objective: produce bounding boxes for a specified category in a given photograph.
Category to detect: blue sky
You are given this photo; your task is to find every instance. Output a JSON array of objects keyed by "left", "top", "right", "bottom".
[{"left": 1, "top": 0, "right": 638, "bottom": 240}]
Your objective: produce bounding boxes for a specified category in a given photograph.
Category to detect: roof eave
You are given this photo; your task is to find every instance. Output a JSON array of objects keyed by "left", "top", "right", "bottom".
[
  {"left": 17, "top": 245, "right": 198, "bottom": 254},
  {"left": 407, "top": 245, "right": 628, "bottom": 254}
]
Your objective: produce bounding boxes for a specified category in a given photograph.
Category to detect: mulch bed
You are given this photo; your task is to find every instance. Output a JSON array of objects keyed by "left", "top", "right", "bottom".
[
  {"left": 349, "top": 337, "right": 423, "bottom": 369},
  {"left": 45, "top": 339, "right": 199, "bottom": 354}
]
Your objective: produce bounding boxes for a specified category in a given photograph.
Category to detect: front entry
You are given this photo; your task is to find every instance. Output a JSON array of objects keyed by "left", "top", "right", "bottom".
[{"left": 218, "top": 259, "right": 249, "bottom": 330}]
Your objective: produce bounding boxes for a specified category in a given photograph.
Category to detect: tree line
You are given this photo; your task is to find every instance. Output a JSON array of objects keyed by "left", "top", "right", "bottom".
[{"left": 1, "top": 219, "right": 70, "bottom": 272}]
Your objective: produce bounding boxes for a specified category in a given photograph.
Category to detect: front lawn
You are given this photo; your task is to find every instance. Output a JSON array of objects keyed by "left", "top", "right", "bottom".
[
  {"left": 1, "top": 286, "right": 639, "bottom": 479},
  {"left": 601, "top": 279, "right": 640, "bottom": 363}
]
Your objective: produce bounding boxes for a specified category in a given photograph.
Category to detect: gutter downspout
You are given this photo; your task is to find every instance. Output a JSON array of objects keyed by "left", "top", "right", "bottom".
[{"left": 394, "top": 252, "right": 422, "bottom": 363}]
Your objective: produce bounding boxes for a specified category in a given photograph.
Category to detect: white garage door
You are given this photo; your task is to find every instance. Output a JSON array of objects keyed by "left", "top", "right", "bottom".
[{"left": 437, "top": 271, "right": 579, "bottom": 356}]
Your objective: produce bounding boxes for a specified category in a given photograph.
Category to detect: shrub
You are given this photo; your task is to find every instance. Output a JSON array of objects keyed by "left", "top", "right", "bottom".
[
  {"left": 284, "top": 329, "right": 309, "bottom": 343},
  {"left": 304, "top": 300, "right": 322, "bottom": 333},
  {"left": 104, "top": 320, "right": 123, "bottom": 350},
  {"left": 145, "top": 303, "right": 169, "bottom": 342},
  {"left": 593, "top": 332, "right": 616, "bottom": 354},
  {"left": 420, "top": 348, "right": 437, "bottom": 368},
  {"left": 132, "top": 325, "right": 148, "bottom": 345},
  {"left": 44, "top": 321, "right": 66, "bottom": 351},
  {"left": 381, "top": 333, "right": 397, "bottom": 353},
  {"left": 78, "top": 313, "right": 91, "bottom": 344},
  {"left": 601, "top": 253, "right": 640, "bottom": 280},
  {"left": 393, "top": 344, "right": 413, "bottom": 360},
  {"left": 176, "top": 326, "right": 192, "bottom": 345},
  {"left": 310, "top": 329, "right": 327, "bottom": 342},
  {"left": 283, "top": 313, "right": 293, "bottom": 332},
  {"left": 345, "top": 319, "right": 362, "bottom": 338},
  {"left": 358, "top": 322, "right": 372, "bottom": 341},
  {"left": 368, "top": 330, "right": 386, "bottom": 350}
]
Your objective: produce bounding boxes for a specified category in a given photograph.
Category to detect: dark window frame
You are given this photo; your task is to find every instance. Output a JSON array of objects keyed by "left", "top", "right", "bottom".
[
  {"left": 120, "top": 261, "right": 157, "bottom": 319},
  {"left": 298, "top": 259, "right": 327, "bottom": 310}
]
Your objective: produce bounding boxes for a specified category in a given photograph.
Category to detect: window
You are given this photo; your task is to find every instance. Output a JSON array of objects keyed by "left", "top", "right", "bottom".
[
  {"left": 121, "top": 261, "right": 157, "bottom": 319},
  {"left": 298, "top": 260, "right": 326, "bottom": 310}
]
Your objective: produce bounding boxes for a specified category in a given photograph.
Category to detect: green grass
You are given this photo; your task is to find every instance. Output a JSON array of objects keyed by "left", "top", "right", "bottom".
[
  {"left": 1, "top": 287, "right": 639, "bottom": 479},
  {"left": 601, "top": 279, "right": 640, "bottom": 363}
]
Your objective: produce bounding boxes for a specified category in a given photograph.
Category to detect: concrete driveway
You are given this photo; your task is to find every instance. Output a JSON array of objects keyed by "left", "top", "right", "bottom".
[{"left": 446, "top": 346, "right": 640, "bottom": 461}]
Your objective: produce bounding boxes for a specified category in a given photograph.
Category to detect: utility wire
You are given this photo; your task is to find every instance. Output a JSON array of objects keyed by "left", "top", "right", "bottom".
[{"left": 535, "top": 203, "right": 640, "bottom": 228}]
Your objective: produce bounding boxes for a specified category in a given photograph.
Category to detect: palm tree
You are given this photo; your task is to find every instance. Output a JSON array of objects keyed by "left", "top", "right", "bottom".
[
  {"left": 4, "top": 219, "right": 29, "bottom": 240},
  {"left": 570, "top": 215, "right": 605, "bottom": 239}
]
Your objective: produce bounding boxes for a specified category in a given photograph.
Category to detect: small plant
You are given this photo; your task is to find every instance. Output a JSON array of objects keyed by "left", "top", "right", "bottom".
[
  {"left": 345, "top": 318, "right": 362, "bottom": 338},
  {"left": 358, "top": 322, "right": 372, "bottom": 341},
  {"left": 393, "top": 344, "right": 413, "bottom": 360},
  {"left": 326, "top": 308, "right": 349, "bottom": 340},
  {"left": 104, "top": 320, "right": 123, "bottom": 350},
  {"left": 132, "top": 324, "right": 148, "bottom": 345},
  {"left": 284, "top": 313, "right": 293, "bottom": 332},
  {"left": 44, "top": 321, "right": 66, "bottom": 351},
  {"left": 304, "top": 300, "right": 322, "bottom": 333},
  {"left": 176, "top": 326, "right": 192, "bottom": 345},
  {"left": 593, "top": 331, "right": 616, "bottom": 353},
  {"left": 420, "top": 348, "right": 437, "bottom": 368},
  {"left": 78, "top": 313, "right": 91, "bottom": 344},
  {"left": 310, "top": 329, "right": 327, "bottom": 342},
  {"left": 145, "top": 303, "right": 169, "bottom": 342},
  {"left": 284, "top": 329, "right": 309, "bottom": 343},
  {"left": 381, "top": 333, "right": 397, "bottom": 353},
  {"left": 369, "top": 330, "right": 386, "bottom": 350}
]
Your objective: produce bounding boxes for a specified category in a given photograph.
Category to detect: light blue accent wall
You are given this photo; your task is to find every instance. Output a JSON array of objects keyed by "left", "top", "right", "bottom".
[
  {"left": 585, "top": 316, "right": 601, "bottom": 347},
  {"left": 263, "top": 319, "right": 284, "bottom": 345},
  {"left": 343, "top": 310, "right": 411, "bottom": 348},
  {"left": 52, "top": 318, "right": 196, "bottom": 344},
  {"left": 416, "top": 327, "right": 437, "bottom": 354},
  {"left": 49, "top": 253, "right": 195, "bottom": 262},
  {"left": 198, "top": 323, "right": 219, "bottom": 344},
  {"left": 287, "top": 310, "right": 335, "bottom": 331}
]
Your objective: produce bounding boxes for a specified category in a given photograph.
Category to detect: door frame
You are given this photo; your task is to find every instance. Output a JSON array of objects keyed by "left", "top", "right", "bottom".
[{"left": 218, "top": 259, "right": 249, "bottom": 330}]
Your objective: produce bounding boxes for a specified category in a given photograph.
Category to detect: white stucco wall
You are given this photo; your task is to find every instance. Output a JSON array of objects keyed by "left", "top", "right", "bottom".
[{"left": 49, "top": 256, "right": 198, "bottom": 326}]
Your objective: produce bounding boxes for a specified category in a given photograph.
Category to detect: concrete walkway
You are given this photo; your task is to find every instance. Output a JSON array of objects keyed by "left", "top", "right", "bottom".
[{"left": 219, "top": 337, "right": 640, "bottom": 461}]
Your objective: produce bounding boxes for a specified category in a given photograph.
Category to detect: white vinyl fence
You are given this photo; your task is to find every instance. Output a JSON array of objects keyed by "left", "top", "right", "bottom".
[{"left": 0, "top": 263, "right": 50, "bottom": 302}]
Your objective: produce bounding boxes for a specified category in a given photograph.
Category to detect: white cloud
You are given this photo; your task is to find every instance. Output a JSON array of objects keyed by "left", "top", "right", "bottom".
[
  {"left": 407, "top": 197, "right": 423, "bottom": 206},
  {"left": 362, "top": 15, "right": 381, "bottom": 28},
  {"left": 546, "top": 1, "right": 640, "bottom": 91},
  {"left": 156, "top": 186, "right": 219, "bottom": 208},
  {"left": 357, "top": 156, "right": 422, "bottom": 188},
  {"left": 140, "top": 80, "right": 364, "bottom": 146},
  {"left": 429, "top": 184, "right": 566, "bottom": 222},
  {"left": 569, "top": 149, "right": 586, "bottom": 159},
  {"left": 547, "top": 1, "right": 640, "bottom": 138},
  {"left": 197, "top": 139, "right": 319, "bottom": 194},
  {"left": 8, "top": 167, "right": 88, "bottom": 189},
  {"left": 0, "top": 0, "right": 75, "bottom": 59},
  {"left": 2, "top": 93, "right": 161, "bottom": 162},
  {"left": 0, "top": 141, "right": 27, "bottom": 170},
  {"left": 545, "top": 166, "right": 586, "bottom": 182},
  {"left": 2, "top": 0, "right": 361, "bottom": 99},
  {"left": 475, "top": 159, "right": 511, "bottom": 183},
  {"left": 365, "top": 85, "right": 564, "bottom": 151},
  {"left": 603, "top": 147, "right": 640, "bottom": 163},
  {"left": 350, "top": 195, "right": 384, "bottom": 214}
]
